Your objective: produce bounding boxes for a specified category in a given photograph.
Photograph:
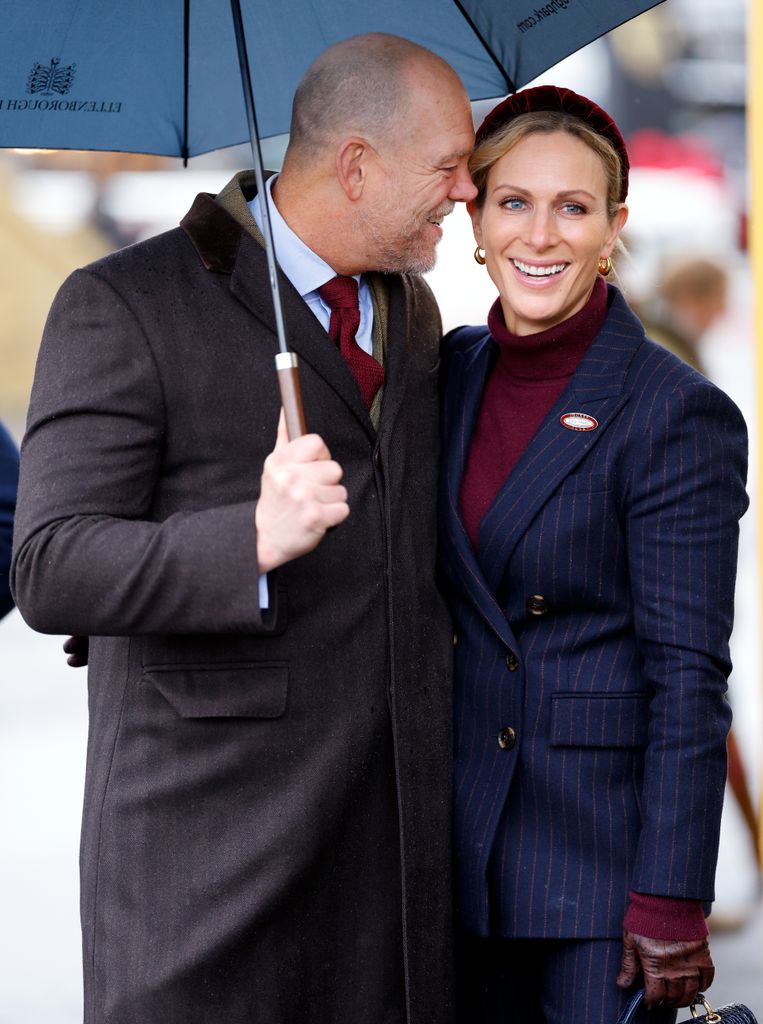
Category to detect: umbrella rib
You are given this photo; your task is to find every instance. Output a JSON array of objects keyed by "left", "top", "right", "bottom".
[{"left": 449, "top": 0, "right": 516, "bottom": 94}]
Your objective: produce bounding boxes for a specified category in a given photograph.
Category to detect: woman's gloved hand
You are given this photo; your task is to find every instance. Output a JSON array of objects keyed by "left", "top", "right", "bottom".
[{"left": 617, "top": 931, "right": 714, "bottom": 1008}]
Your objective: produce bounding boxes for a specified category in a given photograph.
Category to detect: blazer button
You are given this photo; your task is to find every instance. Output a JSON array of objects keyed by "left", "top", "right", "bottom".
[
  {"left": 505, "top": 651, "right": 519, "bottom": 671},
  {"left": 453, "top": 632, "right": 458, "bottom": 646},
  {"left": 498, "top": 726, "right": 516, "bottom": 750},
  {"left": 527, "top": 594, "right": 548, "bottom": 616},
  {"left": 373, "top": 447, "right": 382, "bottom": 470}
]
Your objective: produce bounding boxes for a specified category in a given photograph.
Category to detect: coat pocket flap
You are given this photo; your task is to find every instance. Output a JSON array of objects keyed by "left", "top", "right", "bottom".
[
  {"left": 550, "top": 692, "right": 649, "bottom": 748},
  {"left": 143, "top": 663, "right": 288, "bottom": 719}
]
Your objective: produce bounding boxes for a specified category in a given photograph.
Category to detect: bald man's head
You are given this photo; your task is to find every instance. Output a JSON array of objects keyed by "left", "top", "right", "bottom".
[
  {"left": 286, "top": 33, "right": 459, "bottom": 162},
  {"left": 275, "top": 33, "right": 476, "bottom": 276}
]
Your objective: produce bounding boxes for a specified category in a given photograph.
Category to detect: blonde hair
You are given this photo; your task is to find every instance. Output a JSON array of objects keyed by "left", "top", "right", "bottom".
[{"left": 470, "top": 110, "right": 624, "bottom": 220}]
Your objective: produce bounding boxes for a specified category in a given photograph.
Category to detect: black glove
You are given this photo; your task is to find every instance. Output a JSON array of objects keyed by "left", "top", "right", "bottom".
[{"left": 63, "top": 635, "right": 89, "bottom": 668}]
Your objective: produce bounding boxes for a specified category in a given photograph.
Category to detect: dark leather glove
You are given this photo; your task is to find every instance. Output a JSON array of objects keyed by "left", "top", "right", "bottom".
[
  {"left": 617, "top": 931, "right": 714, "bottom": 1008},
  {"left": 63, "top": 635, "right": 89, "bottom": 667}
]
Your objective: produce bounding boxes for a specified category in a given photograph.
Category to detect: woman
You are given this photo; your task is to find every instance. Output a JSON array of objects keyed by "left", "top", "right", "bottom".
[{"left": 438, "top": 86, "right": 748, "bottom": 1024}]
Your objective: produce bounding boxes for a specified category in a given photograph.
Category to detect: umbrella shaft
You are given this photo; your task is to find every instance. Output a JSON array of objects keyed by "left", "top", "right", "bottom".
[{"left": 229, "top": 0, "right": 289, "bottom": 357}]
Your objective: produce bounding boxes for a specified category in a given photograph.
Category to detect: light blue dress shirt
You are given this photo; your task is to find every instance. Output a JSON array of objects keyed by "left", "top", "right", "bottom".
[
  {"left": 248, "top": 176, "right": 375, "bottom": 607},
  {"left": 249, "top": 176, "right": 373, "bottom": 353}
]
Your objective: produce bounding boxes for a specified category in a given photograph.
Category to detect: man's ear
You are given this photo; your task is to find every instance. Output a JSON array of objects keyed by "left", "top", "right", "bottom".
[{"left": 336, "top": 138, "right": 370, "bottom": 200}]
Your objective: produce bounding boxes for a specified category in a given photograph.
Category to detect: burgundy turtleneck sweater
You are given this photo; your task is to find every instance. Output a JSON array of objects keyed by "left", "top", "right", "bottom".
[
  {"left": 460, "top": 276, "right": 607, "bottom": 548},
  {"left": 459, "top": 275, "right": 707, "bottom": 942}
]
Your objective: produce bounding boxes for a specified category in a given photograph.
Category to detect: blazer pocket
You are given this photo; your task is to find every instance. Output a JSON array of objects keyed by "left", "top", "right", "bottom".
[
  {"left": 143, "top": 662, "right": 288, "bottom": 719},
  {"left": 550, "top": 692, "right": 649, "bottom": 749}
]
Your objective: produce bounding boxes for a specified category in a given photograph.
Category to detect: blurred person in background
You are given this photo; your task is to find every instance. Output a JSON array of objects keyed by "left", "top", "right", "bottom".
[
  {"left": 660, "top": 256, "right": 728, "bottom": 356},
  {"left": 438, "top": 86, "right": 748, "bottom": 1024},
  {"left": 0, "top": 420, "right": 19, "bottom": 618},
  {"left": 659, "top": 254, "right": 761, "bottom": 908}
]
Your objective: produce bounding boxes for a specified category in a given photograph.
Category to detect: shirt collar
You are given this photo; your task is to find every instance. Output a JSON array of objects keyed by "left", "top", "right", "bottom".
[{"left": 249, "top": 176, "right": 357, "bottom": 298}]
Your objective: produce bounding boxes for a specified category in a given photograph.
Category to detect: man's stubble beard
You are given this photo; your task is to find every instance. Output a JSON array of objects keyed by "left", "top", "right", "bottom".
[{"left": 354, "top": 202, "right": 452, "bottom": 276}]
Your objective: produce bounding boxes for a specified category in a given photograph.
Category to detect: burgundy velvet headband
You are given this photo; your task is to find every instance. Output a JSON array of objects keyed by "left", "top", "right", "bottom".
[{"left": 475, "top": 85, "right": 630, "bottom": 202}]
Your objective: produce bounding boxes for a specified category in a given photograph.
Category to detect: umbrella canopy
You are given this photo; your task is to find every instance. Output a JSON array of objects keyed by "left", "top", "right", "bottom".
[{"left": 1, "top": 0, "right": 665, "bottom": 158}]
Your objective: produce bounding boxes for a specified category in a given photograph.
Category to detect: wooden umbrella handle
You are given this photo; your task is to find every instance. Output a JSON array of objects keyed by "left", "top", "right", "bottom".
[{"left": 275, "top": 352, "right": 307, "bottom": 440}]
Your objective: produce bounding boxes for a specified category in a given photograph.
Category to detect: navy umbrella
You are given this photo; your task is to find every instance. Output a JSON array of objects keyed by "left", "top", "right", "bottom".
[{"left": 0, "top": 0, "right": 666, "bottom": 433}]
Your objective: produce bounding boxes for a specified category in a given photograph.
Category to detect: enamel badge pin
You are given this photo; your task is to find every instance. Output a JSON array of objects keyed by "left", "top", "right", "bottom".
[{"left": 560, "top": 412, "right": 598, "bottom": 431}]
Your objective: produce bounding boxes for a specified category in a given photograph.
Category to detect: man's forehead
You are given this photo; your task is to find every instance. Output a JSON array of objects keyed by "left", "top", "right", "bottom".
[{"left": 395, "top": 71, "right": 474, "bottom": 161}]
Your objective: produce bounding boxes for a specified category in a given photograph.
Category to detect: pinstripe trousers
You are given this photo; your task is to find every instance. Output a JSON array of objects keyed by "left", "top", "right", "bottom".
[{"left": 456, "top": 931, "right": 677, "bottom": 1024}]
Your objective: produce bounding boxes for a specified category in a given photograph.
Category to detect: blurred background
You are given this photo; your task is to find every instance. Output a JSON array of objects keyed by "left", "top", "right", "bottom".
[{"left": 1, "top": 1, "right": 760, "bottom": 1018}]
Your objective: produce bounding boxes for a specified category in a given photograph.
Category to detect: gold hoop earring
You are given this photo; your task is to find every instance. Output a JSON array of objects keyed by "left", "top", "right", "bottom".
[
  {"left": 598, "top": 256, "right": 612, "bottom": 277},
  {"left": 474, "top": 246, "right": 486, "bottom": 266}
]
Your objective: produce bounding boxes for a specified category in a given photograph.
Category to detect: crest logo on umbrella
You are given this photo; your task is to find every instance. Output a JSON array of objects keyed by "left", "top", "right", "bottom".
[{"left": 27, "top": 58, "right": 76, "bottom": 97}]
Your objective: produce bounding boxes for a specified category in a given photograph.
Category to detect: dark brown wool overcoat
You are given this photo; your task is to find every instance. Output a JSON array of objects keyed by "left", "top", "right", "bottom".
[{"left": 11, "top": 175, "right": 454, "bottom": 1024}]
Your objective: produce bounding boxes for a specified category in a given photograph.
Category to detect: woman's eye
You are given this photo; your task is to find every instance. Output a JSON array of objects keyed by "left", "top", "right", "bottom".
[
  {"left": 561, "top": 202, "right": 586, "bottom": 215},
  {"left": 501, "top": 197, "right": 525, "bottom": 210}
]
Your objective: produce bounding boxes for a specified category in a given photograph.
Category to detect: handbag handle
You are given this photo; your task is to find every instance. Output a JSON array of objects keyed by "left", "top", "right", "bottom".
[
  {"left": 616, "top": 989, "right": 731, "bottom": 1024},
  {"left": 616, "top": 988, "right": 649, "bottom": 1024}
]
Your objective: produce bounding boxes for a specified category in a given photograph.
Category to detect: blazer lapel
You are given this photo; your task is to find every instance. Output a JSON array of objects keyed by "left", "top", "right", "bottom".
[
  {"left": 478, "top": 293, "right": 643, "bottom": 593},
  {"left": 440, "top": 332, "right": 517, "bottom": 649}
]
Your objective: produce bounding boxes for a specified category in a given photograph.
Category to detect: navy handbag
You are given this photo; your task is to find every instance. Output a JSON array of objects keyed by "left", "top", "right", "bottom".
[{"left": 617, "top": 989, "right": 758, "bottom": 1024}]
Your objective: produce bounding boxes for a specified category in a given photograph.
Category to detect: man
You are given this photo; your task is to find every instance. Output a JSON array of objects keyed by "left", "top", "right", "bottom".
[
  {"left": 11, "top": 32, "right": 475, "bottom": 1024},
  {"left": 0, "top": 420, "right": 19, "bottom": 618}
]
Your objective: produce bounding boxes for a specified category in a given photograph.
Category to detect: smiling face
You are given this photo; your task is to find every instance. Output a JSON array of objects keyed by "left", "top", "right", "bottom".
[
  {"left": 357, "top": 64, "right": 477, "bottom": 274},
  {"left": 471, "top": 130, "right": 627, "bottom": 335}
]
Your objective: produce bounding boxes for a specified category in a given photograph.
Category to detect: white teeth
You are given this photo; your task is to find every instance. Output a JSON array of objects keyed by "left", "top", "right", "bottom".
[{"left": 513, "top": 259, "right": 566, "bottom": 277}]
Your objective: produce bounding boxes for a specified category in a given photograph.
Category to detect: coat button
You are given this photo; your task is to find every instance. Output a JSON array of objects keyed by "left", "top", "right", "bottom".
[
  {"left": 373, "top": 448, "right": 382, "bottom": 470},
  {"left": 527, "top": 594, "right": 548, "bottom": 616},
  {"left": 498, "top": 726, "right": 516, "bottom": 750},
  {"left": 453, "top": 632, "right": 458, "bottom": 646},
  {"left": 505, "top": 651, "right": 519, "bottom": 671}
]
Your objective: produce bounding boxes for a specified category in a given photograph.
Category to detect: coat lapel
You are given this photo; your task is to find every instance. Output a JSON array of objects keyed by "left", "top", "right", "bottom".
[
  {"left": 478, "top": 292, "right": 643, "bottom": 593},
  {"left": 231, "top": 234, "right": 374, "bottom": 436},
  {"left": 181, "top": 185, "right": 374, "bottom": 439},
  {"left": 440, "top": 331, "right": 517, "bottom": 649},
  {"left": 372, "top": 274, "right": 409, "bottom": 439}
]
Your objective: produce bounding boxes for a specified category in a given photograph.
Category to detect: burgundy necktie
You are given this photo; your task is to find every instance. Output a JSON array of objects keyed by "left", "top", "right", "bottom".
[{"left": 319, "top": 276, "right": 384, "bottom": 410}]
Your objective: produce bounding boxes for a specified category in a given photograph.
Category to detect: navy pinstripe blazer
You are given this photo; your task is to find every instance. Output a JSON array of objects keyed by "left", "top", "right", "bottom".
[{"left": 439, "top": 286, "right": 748, "bottom": 939}]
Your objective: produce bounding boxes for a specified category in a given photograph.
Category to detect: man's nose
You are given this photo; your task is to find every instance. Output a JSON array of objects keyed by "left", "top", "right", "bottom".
[{"left": 450, "top": 164, "right": 478, "bottom": 203}]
